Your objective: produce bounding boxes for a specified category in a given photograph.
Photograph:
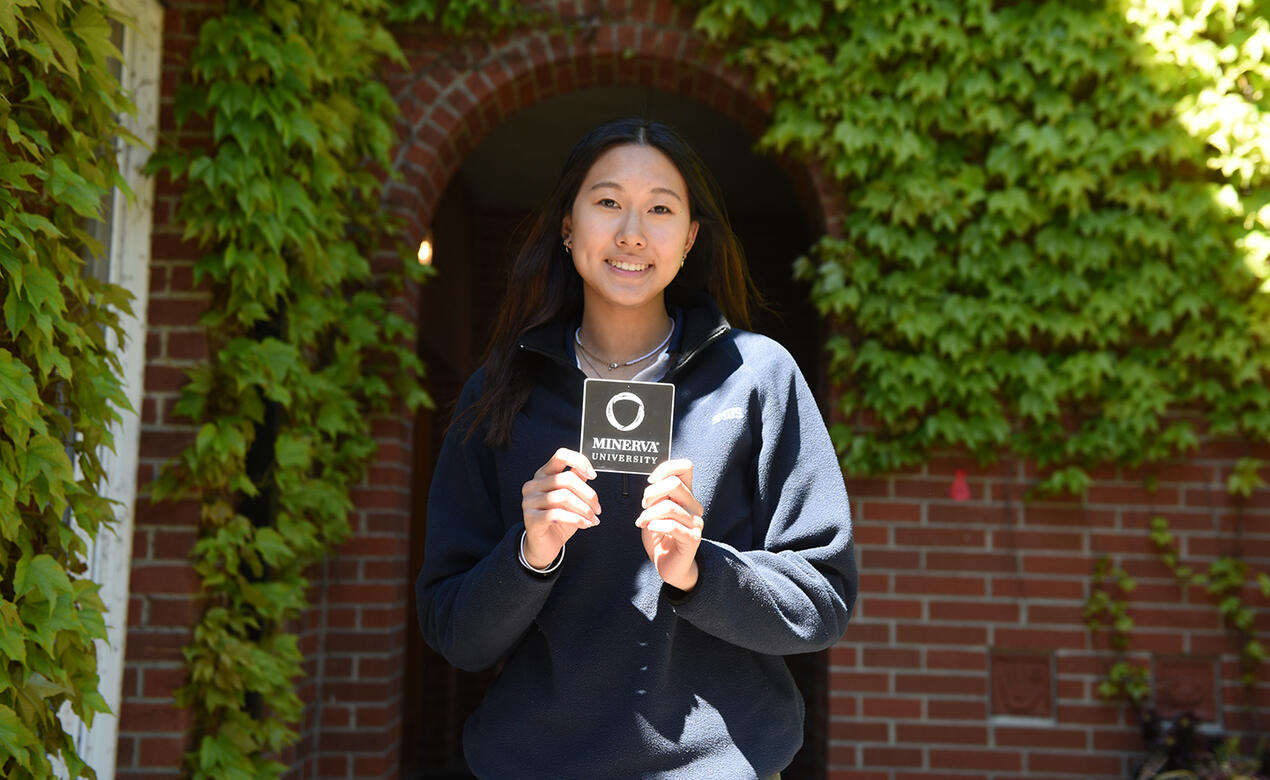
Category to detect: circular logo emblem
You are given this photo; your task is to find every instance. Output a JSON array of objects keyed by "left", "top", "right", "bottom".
[{"left": 605, "top": 391, "right": 646, "bottom": 432}]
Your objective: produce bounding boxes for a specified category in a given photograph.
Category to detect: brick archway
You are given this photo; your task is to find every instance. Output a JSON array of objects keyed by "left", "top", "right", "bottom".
[{"left": 383, "top": 1, "right": 844, "bottom": 242}]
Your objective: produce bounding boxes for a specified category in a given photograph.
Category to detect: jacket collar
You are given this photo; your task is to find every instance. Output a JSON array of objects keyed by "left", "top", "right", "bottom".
[{"left": 518, "top": 290, "right": 731, "bottom": 376}]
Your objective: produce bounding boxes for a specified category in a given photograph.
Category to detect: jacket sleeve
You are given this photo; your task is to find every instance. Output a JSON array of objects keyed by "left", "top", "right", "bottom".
[
  {"left": 414, "top": 373, "right": 558, "bottom": 671},
  {"left": 667, "top": 351, "right": 858, "bottom": 655}
]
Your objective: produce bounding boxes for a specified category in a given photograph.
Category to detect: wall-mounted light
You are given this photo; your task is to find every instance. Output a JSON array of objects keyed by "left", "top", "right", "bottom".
[{"left": 417, "top": 232, "right": 434, "bottom": 266}]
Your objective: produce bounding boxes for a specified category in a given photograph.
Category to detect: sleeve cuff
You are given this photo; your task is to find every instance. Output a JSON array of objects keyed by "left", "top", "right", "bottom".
[
  {"left": 662, "top": 546, "right": 707, "bottom": 605},
  {"left": 518, "top": 530, "right": 565, "bottom": 577}
]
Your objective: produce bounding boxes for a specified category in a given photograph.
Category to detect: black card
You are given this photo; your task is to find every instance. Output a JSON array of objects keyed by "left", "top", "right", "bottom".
[{"left": 579, "top": 378, "right": 675, "bottom": 474}]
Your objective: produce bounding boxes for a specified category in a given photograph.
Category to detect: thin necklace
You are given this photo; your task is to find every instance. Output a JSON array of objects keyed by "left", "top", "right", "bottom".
[
  {"left": 574, "top": 322, "right": 673, "bottom": 371},
  {"left": 576, "top": 346, "right": 605, "bottom": 376}
]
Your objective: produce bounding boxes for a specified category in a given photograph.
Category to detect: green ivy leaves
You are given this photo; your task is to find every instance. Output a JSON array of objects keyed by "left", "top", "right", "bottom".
[
  {"left": 699, "top": 0, "right": 1270, "bottom": 493},
  {"left": 1, "top": 0, "right": 137, "bottom": 776},
  {"left": 147, "top": 0, "right": 430, "bottom": 775}
]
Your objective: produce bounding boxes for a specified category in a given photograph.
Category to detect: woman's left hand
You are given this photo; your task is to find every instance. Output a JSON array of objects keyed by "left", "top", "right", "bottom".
[{"left": 636, "top": 458, "right": 705, "bottom": 592}]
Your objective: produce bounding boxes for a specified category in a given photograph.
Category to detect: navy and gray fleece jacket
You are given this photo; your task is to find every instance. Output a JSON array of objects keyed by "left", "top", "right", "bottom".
[{"left": 416, "top": 295, "right": 858, "bottom": 779}]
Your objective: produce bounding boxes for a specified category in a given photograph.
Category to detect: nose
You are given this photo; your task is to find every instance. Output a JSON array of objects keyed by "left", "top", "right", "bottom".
[{"left": 615, "top": 211, "right": 646, "bottom": 249}]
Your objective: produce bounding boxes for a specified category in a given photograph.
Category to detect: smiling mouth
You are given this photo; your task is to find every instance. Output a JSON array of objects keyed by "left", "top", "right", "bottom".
[{"left": 608, "top": 259, "right": 650, "bottom": 272}]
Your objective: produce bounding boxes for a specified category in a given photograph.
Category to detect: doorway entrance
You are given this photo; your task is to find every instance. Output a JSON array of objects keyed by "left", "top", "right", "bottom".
[{"left": 403, "top": 86, "right": 827, "bottom": 779}]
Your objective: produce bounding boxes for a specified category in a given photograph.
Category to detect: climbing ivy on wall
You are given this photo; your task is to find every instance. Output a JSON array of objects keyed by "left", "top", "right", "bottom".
[
  {"left": 145, "top": 0, "right": 433, "bottom": 774},
  {"left": 0, "top": 0, "right": 134, "bottom": 777},
  {"left": 688, "top": 0, "right": 1270, "bottom": 492}
]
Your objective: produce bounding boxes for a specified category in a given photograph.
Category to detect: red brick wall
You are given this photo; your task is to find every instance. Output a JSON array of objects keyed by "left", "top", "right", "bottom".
[
  {"left": 835, "top": 449, "right": 1270, "bottom": 779},
  {"left": 116, "top": 0, "right": 217, "bottom": 775},
  {"left": 121, "top": 0, "right": 1270, "bottom": 778}
]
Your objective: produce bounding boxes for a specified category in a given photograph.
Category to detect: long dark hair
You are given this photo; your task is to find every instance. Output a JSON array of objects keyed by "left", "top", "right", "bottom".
[{"left": 466, "top": 117, "right": 758, "bottom": 446}]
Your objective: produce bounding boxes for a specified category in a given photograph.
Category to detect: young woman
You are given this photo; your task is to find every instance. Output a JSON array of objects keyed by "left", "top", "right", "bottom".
[{"left": 416, "top": 118, "right": 857, "bottom": 779}]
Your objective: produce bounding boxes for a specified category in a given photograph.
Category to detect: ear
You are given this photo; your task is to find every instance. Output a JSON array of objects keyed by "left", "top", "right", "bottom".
[
  {"left": 561, "top": 214, "right": 573, "bottom": 242},
  {"left": 684, "top": 219, "right": 699, "bottom": 255}
]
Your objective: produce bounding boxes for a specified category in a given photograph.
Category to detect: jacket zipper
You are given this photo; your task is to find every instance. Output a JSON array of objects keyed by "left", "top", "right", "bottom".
[
  {"left": 519, "top": 344, "right": 588, "bottom": 377},
  {"left": 660, "top": 325, "right": 729, "bottom": 383}
]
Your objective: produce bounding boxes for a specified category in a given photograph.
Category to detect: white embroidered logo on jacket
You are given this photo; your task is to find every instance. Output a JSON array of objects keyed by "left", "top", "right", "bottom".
[{"left": 711, "top": 407, "right": 743, "bottom": 425}]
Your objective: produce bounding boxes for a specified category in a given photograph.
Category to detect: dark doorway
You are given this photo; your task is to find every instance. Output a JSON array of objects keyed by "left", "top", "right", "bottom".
[{"left": 403, "top": 87, "right": 828, "bottom": 779}]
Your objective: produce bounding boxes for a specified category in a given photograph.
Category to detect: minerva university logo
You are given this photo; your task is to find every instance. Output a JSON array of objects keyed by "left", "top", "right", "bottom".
[{"left": 579, "top": 378, "right": 675, "bottom": 475}]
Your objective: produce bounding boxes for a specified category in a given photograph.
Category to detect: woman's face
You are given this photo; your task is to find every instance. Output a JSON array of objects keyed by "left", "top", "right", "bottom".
[{"left": 562, "top": 144, "right": 699, "bottom": 315}]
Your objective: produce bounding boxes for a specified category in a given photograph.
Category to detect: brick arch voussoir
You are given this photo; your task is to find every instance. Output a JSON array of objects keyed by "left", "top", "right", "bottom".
[{"left": 390, "top": 8, "right": 841, "bottom": 241}]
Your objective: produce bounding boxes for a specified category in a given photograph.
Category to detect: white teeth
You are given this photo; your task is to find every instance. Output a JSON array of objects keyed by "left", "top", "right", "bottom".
[{"left": 609, "top": 259, "right": 649, "bottom": 272}]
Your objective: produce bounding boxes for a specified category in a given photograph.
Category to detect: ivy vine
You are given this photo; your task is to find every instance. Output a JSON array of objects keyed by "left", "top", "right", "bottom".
[
  {"left": 1084, "top": 466, "right": 1270, "bottom": 766},
  {"left": 1, "top": 0, "right": 136, "bottom": 777},
  {"left": 145, "top": 0, "right": 436, "bottom": 774},
  {"left": 687, "top": 0, "right": 1270, "bottom": 492}
]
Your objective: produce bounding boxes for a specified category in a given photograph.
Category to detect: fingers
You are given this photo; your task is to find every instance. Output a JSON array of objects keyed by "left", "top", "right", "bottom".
[
  {"left": 642, "top": 458, "right": 702, "bottom": 517},
  {"left": 646, "top": 458, "right": 692, "bottom": 491},
  {"left": 536, "top": 447, "right": 597, "bottom": 481},
  {"left": 635, "top": 500, "right": 706, "bottom": 538},
  {"left": 525, "top": 472, "right": 601, "bottom": 516},
  {"left": 525, "top": 487, "right": 600, "bottom": 525},
  {"left": 642, "top": 477, "right": 703, "bottom": 517},
  {"left": 635, "top": 499, "right": 703, "bottom": 536},
  {"left": 525, "top": 506, "right": 600, "bottom": 530},
  {"left": 524, "top": 448, "right": 601, "bottom": 522}
]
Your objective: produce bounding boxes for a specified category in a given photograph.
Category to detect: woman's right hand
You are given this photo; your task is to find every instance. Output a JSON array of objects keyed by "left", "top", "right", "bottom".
[{"left": 521, "top": 448, "right": 601, "bottom": 569}]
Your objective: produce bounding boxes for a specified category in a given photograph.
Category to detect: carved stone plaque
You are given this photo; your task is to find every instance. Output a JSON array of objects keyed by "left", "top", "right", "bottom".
[{"left": 991, "top": 652, "right": 1053, "bottom": 718}]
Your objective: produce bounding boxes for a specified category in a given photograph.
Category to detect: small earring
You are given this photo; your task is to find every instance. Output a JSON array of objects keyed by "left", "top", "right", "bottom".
[{"left": 564, "top": 239, "right": 572, "bottom": 255}]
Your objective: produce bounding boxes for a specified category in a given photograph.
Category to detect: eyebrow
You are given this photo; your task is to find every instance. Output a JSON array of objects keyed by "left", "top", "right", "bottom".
[{"left": 589, "top": 181, "right": 684, "bottom": 203}]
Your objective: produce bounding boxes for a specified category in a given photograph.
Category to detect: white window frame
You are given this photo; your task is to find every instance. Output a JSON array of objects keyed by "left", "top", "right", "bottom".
[{"left": 59, "top": 0, "right": 162, "bottom": 777}]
